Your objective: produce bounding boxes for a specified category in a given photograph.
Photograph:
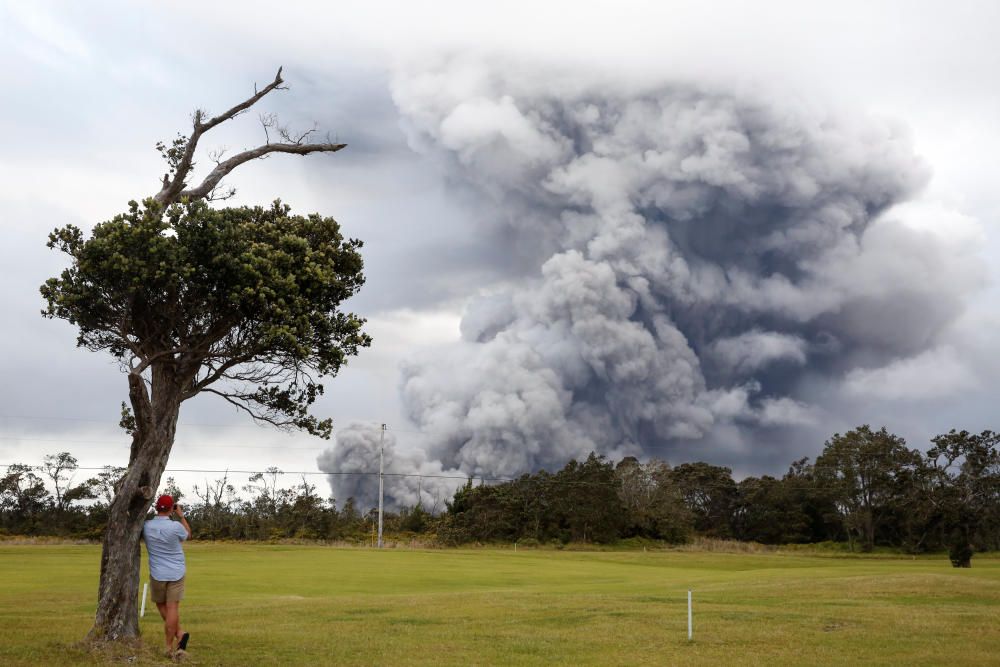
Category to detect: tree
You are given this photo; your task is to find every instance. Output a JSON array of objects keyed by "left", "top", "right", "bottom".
[
  {"left": 670, "top": 462, "right": 737, "bottom": 538},
  {"left": 814, "top": 426, "right": 920, "bottom": 552},
  {"left": 245, "top": 467, "right": 284, "bottom": 519},
  {"left": 552, "top": 454, "right": 624, "bottom": 543},
  {"left": 284, "top": 476, "right": 328, "bottom": 539},
  {"left": 0, "top": 464, "right": 51, "bottom": 533},
  {"left": 42, "top": 452, "right": 93, "bottom": 513},
  {"left": 440, "top": 455, "right": 625, "bottom": 545},
  {"left": 191, "top": 471, "right": 236, "bottom": 539},
  {"left": 90, "top": 465, "right": 127, "bottom": 505},
  {"left": 924, "top": 430, "right": 1000, "bottom": 566},
  {"left": 733, "top": 476, "right": 792, "bottom": 544},
  {"left": 398, "top": 504, "right": 432, "bottom": 534},
  {"left": 615, "top": 458, "right": 691, "bottom": 543},
  {"left": 781, "top": 457, "right": 841, "bottom": 544},
  {"left": 40, "top": 69, "right": 368, "bottom": 642}
]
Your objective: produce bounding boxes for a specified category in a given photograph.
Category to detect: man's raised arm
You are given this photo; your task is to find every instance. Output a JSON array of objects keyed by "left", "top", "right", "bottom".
[{"left": 174, "top": 504, "right": 192, "bottom": 539}]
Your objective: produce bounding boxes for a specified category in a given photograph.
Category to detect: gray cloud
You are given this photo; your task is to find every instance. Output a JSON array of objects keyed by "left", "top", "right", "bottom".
[
  {"left": 708, "top": 330, "right": 808, "bottom": 377},
  {"left": 375, "top": 58, "right": 985, "bottom": 477}
]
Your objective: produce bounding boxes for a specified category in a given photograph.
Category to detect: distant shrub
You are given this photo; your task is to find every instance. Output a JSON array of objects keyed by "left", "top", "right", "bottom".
[{"left": 949, "top": 539, "right": 973, "bottom": 568}]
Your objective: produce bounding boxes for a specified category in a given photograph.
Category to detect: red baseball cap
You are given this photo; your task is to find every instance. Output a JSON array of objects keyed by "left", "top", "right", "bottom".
[{"left": 155, "top": 495, "right": 175, "bottom": 511}]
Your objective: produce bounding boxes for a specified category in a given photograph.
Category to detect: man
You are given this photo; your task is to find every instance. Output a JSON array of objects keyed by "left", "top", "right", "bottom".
[{"left": 142, "top": 494, "right": 192, "bottom": 656}]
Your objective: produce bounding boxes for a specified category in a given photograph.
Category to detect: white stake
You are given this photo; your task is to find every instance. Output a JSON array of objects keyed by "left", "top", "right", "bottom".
[
  {"left": 140, "top": 582, "right": 148, "bottom": 617},
  {"left": 377, "top": 423, "right": 385, "bottom": 549},
  {"left": 687, "top": 590, "right": 692, "bottom": 641}
]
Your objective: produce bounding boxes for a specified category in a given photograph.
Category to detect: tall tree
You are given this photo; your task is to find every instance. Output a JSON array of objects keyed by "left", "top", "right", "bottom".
[
  {"left": 924, "top": 430, "right": 1000, "bottom": 566},
  {"left": 553, "top": 454, "right": 623, "bottom": 543},
  {"left": 41, "top": 452, "right": 88, "bottom": 513},
  {"left": 782, "top": 457, "right": 840, "bottom": 544},
  {"left": 40, "top": 69, "right": 369, "bottom": 642},
  {"left": 0, "top": 464, "right": 51, "bottom": 533},
  {"left": 615, "top": 457, "right": 691, "bottom": 542},
  {"left": 814, "top": 426, "right": 920, "bottom": 552},
  {"left": 670, "top": 462, "right": 737, "bottom": 538}
]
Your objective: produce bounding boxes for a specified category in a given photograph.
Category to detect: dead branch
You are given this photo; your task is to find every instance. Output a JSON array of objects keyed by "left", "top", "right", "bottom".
[
  {"left": 178, "top": 140, "right": 346, "bottom": 201},
  {"left": 260, "top": 113, "right": 277, "bottom": 144},
  {"left": 152, "top": 67, "right": 345, "bottom": 207},
  {"left": 207, "top": 147, "right": 228, "bottom": 165},
  {"left": 206, "top": 185, "right": 238, "bottom": 202}
]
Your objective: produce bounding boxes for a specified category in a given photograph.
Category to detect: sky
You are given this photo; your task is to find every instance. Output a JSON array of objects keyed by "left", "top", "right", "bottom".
[{"left": 1, "top": 1, "right": 999, "bottom": 508}]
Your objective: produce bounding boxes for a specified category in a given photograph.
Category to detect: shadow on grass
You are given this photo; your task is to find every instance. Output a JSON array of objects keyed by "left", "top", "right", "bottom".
[{"left": 43, "top": 638, "right": 182, "bottom": 665}]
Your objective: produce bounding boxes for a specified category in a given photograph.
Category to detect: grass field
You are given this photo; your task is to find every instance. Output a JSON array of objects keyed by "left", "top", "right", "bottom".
[{"left": 1, "top": 542, "right": 998, "bottom": 665}]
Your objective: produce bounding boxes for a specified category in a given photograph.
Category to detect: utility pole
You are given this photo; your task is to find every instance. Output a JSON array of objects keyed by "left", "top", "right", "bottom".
[{"left": 377, "top": 423, "right": 385, "bottom": 548}]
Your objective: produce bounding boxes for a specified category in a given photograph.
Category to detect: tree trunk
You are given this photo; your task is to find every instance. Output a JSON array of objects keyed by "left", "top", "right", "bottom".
[
  {"left": 862, "top": 509, "right": 875, "bottom": 553},
  {"left": 88, "top": 369, "right": 181, "bottom": 642}
]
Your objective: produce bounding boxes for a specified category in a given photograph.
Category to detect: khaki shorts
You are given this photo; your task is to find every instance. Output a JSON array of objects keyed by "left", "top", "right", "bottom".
[{"left": 149, "top": 576, "right": 185, "bottom": 604}]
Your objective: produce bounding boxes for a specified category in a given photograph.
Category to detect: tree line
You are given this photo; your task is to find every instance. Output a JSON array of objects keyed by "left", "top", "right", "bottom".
[
  {"left": 440, "top": 426, "right": 1000, "bottom": 566},
  {"left": 0, "top": 458, "right": 430, "bottom": 544},
  {"left": 2, "top": 425, "right": 998, "bottom": 566}
]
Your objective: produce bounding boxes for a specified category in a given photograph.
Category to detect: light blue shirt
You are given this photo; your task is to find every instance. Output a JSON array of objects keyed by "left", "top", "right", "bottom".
[{"left": 142, "top": 516, "right": 188, "bottom": 582}]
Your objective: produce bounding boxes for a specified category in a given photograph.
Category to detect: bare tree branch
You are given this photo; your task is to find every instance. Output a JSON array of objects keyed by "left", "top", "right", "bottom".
[
  {"left": 206, "top": 185, "right": 238, "bottom": 202},
  {"left": 201, "top": 388, "right": 295, "bottom": 429},
  {"left": 207, "top": 147, "right": 228, "bottom": 165},
  {"left": 184, "top": 354, "right": 257, "bottom": 399},
  {"left": 260, "top": 113, "right": 277, "bottom": 144},
  {"left": 278, "top": 121, "right": 318, "bottom": 144},
  {"left": 151, "top": 67, "right": 345, "bottom": 207},
  {"left": 177, "top": 141, "right": 346, "bottom": 202}
]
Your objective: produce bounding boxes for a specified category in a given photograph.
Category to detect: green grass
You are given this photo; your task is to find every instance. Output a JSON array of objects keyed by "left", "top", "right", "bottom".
[{"left": 0, "top": 543, "right": 998, "bottom": 665}]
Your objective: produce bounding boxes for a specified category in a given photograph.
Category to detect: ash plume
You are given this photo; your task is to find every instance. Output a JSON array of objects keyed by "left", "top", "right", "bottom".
[{"left": 323, "top": 58, "right": 983, "bottom": 489}]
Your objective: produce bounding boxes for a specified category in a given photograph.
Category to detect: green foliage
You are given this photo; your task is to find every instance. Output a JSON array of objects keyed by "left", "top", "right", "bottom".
[
  {"left": 670, "top": 462, "right": 737, "bottom": 538},
  {"left": 814, "top": 425, "right": 921, "bottom": 552},
  {"left": 41, "top": 198, "right": 370, "bottom": 437},
  {"left": 1, "top": 460, "right": 101, "bottom": 536},
  {"left": 399, "top": 504, "right": 432, "bottom": 533},
  {"left": 154, "top": 133, "right": 190, "bottom": 177},
  {"left": 0, "top": 465, "right": 49, "bottom": 519},
  {"left": 733, "top": 475, "right": 805, "bottom": 544},
  {"left": 443, "top": 454, "right": 635, "bottom": 545},
  {"left": 5, "top": 419, "right": 999, "bottom": 559},
  {"left": 925, "top": 429, "right": 1000, "bottom": 564},
  {"left": 118, "top": 402, "right": 136, "bottom": 435},
  {"left": 732, "top": 460, "right": 838, "bottom": 545},
  {"left": 615, "top": 457, "right": 691, "bottom": 543}
]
